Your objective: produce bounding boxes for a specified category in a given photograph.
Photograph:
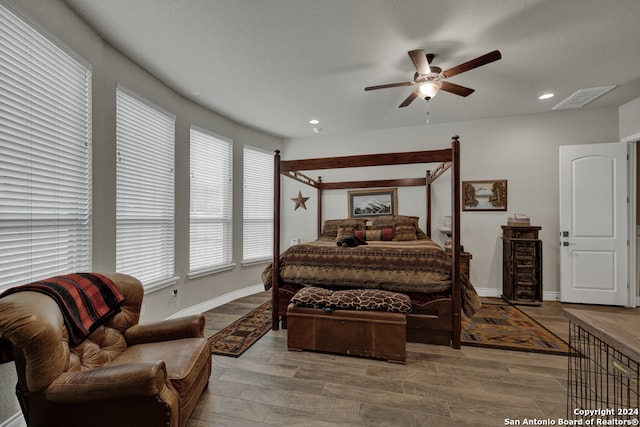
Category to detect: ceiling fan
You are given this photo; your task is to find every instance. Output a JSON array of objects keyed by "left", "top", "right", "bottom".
[{"left": 365, "top": 49, "right": 502, "bottom": 108}]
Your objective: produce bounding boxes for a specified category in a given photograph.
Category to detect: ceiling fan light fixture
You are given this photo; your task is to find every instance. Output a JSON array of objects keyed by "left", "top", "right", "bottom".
[
  {"left": 366, "top": 49, "right": 500, "bottom": 108},
  {"left": 416, "top": 81, "right": 441, "bottom": 99}
]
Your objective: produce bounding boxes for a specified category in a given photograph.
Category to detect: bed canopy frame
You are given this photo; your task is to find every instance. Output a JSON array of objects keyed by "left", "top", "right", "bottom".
[{"left": 271, "top": 135, "right": 463, "bottom": 347}]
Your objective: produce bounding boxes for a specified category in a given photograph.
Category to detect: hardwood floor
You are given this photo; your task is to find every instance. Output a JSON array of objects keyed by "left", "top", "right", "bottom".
[{"left": 190, "top": 293, "right": 640, "bottom": 426}]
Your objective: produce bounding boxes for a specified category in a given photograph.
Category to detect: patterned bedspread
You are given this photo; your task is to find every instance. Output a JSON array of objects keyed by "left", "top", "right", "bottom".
[{"left": 262, "top": 238, "right": 481, "bottom": 316}]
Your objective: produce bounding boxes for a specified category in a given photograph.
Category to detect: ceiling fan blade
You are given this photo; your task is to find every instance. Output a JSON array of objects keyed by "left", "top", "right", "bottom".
[
  {"left": 440, "top": 81, "right": 475, "bottom": 97},
  {"left": 442, "top": 50, "right": 502, "bottom": 78},
  {"left": 408, "top": 49, "right": 431, "bottom": 75},
  {"left": 399, "top": 92, "right": 417, "bottom": 108},
  {"left": 364, "top": 82, "right": 413, "bottom": 91}
]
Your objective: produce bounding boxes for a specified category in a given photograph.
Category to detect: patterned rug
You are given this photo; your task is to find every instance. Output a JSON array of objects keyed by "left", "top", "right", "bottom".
[
  {"left": 462, "top": 302, "right": 569, "bottom": 355},
  {"left": 208, "top": 300, "right": 272, "bottom": 357}
]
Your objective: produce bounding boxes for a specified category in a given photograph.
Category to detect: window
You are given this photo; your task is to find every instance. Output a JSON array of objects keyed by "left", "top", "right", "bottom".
[
  {"left": 116, "top": 87, "right": 175, "bottom": 291},
  {"left": 242, "top": 145, "right": 273, "bottom": 264},
  {"left": 189, "top": 127, "right": 233, "bottom": 277},
  {"left": 0, "top": 4, "right": 92, "bottom": 290}
]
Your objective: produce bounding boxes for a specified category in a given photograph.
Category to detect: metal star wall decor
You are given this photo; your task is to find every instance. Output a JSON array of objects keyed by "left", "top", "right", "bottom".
[{"left": 291, "top": 191, "right": 310, "bottom": 210}]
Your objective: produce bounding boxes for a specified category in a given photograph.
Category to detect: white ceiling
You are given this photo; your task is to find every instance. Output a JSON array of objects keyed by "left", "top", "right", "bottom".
[{"left": 63, "top": 0, "right": 640, "bottom": 139}]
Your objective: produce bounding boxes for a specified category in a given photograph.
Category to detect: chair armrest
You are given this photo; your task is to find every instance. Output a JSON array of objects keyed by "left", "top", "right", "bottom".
[
  {"left": 124, "top": 315, "right": 205, "bottom": 346},
  {"left": 45, "top": 360, "right": 168, "bottom": 403}
]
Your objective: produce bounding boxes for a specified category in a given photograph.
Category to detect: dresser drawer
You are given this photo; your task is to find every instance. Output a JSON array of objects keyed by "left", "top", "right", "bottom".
[
  {"left": 515, "top": 245, "right": 536, "bottom": 258},
  {"left": 502, "top": 227, "right": 540, "bottom": 240}
]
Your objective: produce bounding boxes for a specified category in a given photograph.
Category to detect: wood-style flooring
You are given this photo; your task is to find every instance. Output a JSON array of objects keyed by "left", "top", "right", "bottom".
[{"left": 190, "top": 293, "right": 640, "bottom": 426}]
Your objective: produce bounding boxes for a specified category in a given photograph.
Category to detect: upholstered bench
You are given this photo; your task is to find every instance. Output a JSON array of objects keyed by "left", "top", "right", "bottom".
[{"left": 286, "top": 287, "right": 411, "bottom": 363}]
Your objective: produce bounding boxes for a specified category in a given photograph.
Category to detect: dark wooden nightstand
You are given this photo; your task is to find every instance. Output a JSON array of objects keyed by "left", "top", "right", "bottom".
[{"left": 460, "top": 251, "right": 472, "bottom": 278}]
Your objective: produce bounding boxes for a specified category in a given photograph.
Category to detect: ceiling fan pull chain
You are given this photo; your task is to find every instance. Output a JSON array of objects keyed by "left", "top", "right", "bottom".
[{"left": 425, "top": 99, "right": 431, "bottom": 125}]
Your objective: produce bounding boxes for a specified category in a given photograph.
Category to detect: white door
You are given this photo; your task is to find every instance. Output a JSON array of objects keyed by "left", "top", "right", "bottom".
[{"left": 559, "top": 143, "right": 628, "bottom": 305}]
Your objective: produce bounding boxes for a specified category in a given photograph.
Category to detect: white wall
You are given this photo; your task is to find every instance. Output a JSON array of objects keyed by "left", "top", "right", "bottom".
[
  {"left": 620, "top": 97, "right": 640, "bottom": 140},
  {"left": 281, "top": 108, "right": 619, "bottom": 297}
]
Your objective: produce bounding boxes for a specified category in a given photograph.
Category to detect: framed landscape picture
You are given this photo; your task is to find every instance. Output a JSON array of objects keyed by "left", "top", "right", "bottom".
[
  {"left": 462, "top": 180, "right": 507, "bottom": 211},
  {"left": 348, "top": 188, "right": 398, "bottom": 218}
]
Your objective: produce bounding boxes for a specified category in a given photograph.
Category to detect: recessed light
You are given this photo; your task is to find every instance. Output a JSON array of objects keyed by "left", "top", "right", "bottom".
[
  {"left": 309, "top": 119, "right": 319, "bottom": 125},
  {"left": 539, "top": 93, "right": 554, "bottom": 100}
]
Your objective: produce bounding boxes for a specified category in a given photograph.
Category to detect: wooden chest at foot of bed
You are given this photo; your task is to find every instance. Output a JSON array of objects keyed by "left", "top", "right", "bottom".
[{"left": 286, "top": 303, "right": 406, "bottom": 363}]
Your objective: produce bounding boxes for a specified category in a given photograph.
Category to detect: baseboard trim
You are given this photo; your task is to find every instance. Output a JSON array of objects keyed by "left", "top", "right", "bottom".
[
  {"left": 167, "top": 284, "right": 265, "bottom": 319},
  {"left": 475, "top": 287, "right": 560, "bottom": 302},
  {"left": 545, "top": 291, "right": 561, "bottom": 301},
  {"left": 475, "top": 287, "right": 501, "bottom": 298}
]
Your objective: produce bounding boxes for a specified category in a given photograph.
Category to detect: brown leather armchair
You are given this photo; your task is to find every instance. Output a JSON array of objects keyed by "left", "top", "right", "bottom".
[{"left": 0, "top": 273, "right": 211, "bottom": 427}]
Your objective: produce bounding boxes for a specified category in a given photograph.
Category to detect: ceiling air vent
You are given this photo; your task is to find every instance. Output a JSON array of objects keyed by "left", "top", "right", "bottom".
[{"left": 552, "top": 85, "right": 617, "bottom": 110}]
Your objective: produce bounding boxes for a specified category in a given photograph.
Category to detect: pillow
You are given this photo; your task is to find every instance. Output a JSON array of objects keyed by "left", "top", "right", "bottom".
[
  {"left": 402, "top": 216, "right": 428, "bottom": 240},
  {"left": 354, "top": 229, "right": 366, "bottom": 240},
  {"left": 365, "top": 228, "right": 394, "bottom": 241},
  {"left": 415, "top": 225, "right": 428, "bottom": 240},
  {"left": 321, "top": 219, "right": 365, "bottom": 238},
  {"left": 336, "top": 225, "right": 367, "bottom": 244},
  {"left": 370, "top": 216, "right": 394, "bottom": 230},
  {"left": 291, "top": 287, "right": 412, "bottom": 313},
  {"left": 290, "top": 287, "right": 334, "bottom": 308},
  {"left": 336, "top": 225, "right": 357, "bottom": 241},
  {"left": 391, "top": 216, "right": 425, "bottom": 241},
  {"left": 350, "top": 219, "right": 367, "bottom": 230},
  {"left": 331, "top": 289, "right": 412, "bottom": 313},
  {"left": 320, "top": 219, "right": 344, "bottom": 238},
  {"left": 392, "top": 223, "right": 418, "bottom": 241},
  {"left": 392, "top": 215, "right": 414, "bottom": 222}
]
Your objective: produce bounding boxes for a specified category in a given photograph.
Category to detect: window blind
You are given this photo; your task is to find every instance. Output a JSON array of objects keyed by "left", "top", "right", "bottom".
[
  {"left": 0, "top": 4, "right": 92, "bottom": 290},
  {"left": 242, "top": 145, "right": 273, "bottom": 264},
  {"left": 116, "top": 87, "right": 175, "bottom": 290},
  {"left": 189, "top": 127, "right": 233, "bottom": 277}
]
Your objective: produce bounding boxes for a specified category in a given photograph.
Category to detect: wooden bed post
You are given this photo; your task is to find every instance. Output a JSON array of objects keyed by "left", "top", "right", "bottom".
[
  {"left": 451, "top": 136, "right": 462, "bottom": 348},
  {"left": 426, "top": 170, "right": 432, "bottom": 238},
  {"left": 317, "top": 177, "right": 323, "bottom": 238},
  {"left": 272, "top": 150, "right": 281, "bottom": 330}
]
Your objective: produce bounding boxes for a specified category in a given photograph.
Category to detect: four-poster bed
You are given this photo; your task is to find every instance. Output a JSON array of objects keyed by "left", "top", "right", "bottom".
[{"left": 263, "top": 135, "right": 480, "bottom": 348}]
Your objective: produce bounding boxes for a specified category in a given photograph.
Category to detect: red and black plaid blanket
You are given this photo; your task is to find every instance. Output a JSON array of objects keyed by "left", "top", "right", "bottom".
[{"left": 0, "top": 273, "right": 126, "bottom": 363}]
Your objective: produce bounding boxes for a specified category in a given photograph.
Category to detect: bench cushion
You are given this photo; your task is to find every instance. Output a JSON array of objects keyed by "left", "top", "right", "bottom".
[{"left": 291, "top": 287, "right": 411, "bottom": 313}]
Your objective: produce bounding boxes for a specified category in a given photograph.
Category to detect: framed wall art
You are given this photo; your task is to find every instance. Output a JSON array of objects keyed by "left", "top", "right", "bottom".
[
  {"left": 462, "top": 180, "right": 507, "bottom": 211},
  {"left": 348, "top": 188, "right": 398, "bottom": 218}
]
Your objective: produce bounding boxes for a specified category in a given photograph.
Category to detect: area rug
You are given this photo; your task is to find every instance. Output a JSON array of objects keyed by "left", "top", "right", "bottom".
[
  {"left": 208, "top": 299, "right": 569, "bottom": 357},
  {"left": 462, "top": 302, "right": 569, "bottom": 355},
  {"left": 208, "top": 300, "right": 272, "bottom": 357}
]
